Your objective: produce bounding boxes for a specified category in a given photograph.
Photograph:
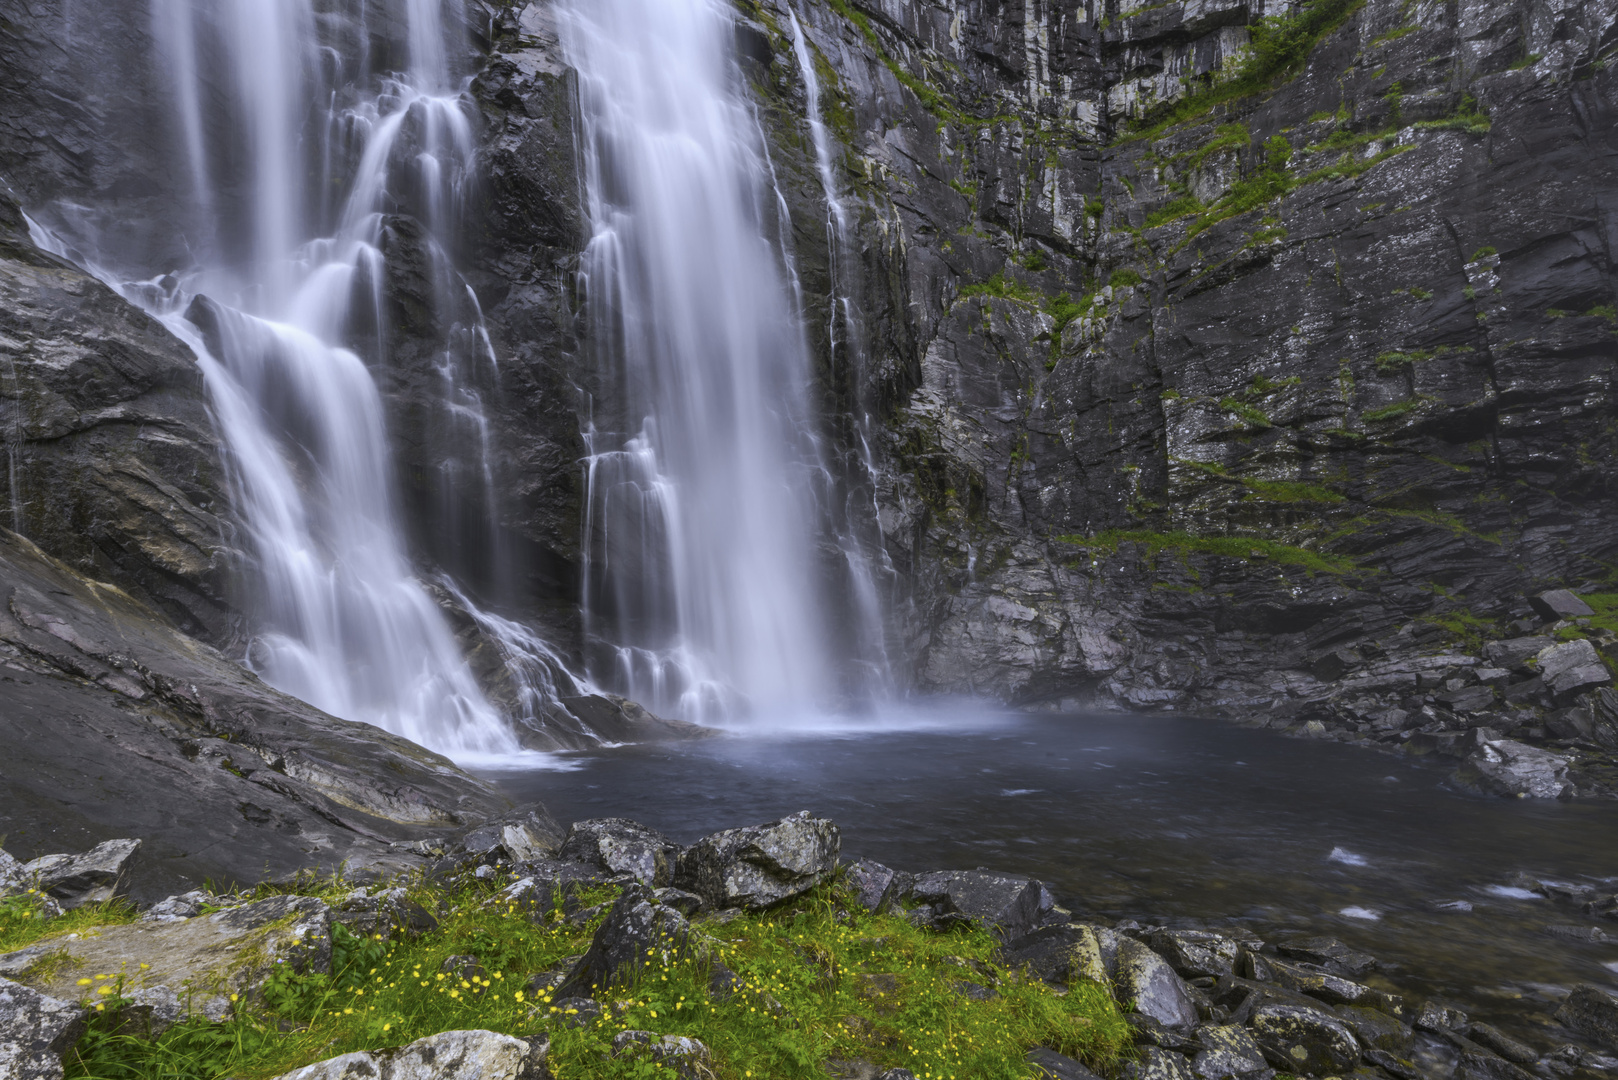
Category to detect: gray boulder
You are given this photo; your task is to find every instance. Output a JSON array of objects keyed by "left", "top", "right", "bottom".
[
  {"left": 906, "top": 870, "right": 1055, "bottom": 938},
  {"left": 1531, "top": 590, "right": 1595, "bottom": 621},
  {"left": 1189, "top": 1024, "right": 1269, "bottom": 1080},
  {"left": 0, "top": 848, "right": 26, "bottom": 893},
  {"left": 140, "top": 891, "right": 214, "bottom": 923},
  {"left": 1114, "top": 937, "right": 1199, "bottom": 1032},
  {"left": 1272, "top": 936, "right": 1377, "bottom": 978},
  {"left": 1336, "top": 1005, "right": 1414, "bottom": 1054},
  {"left": 271, "top": 1029, "right": 549, "bottom": 1080},
  {"left": 674, "top": 811, "right": 838, "bottom": 910},
  {"left": 1556, "top": 984, "right": 1618, "bottom": 1049},
  {"left": 1483, "top": 637, "right": 1555, "bottom": 673},
  {"left": 611, "top": 1030, "right": 715, "bottom": 1080},
  {"left": 0, "top": 977, "right": 86, "bottom": 1080},
  {"left": 552, "top": 886, "right": 690, "bottom": 999},
  {"left": 1453, "top": 1050, "right": 1536, "bottom": 1080},
  {"left": 1150, "top": 929, "right": 1244, "bottom": 979},
  {"left": 1461, "top": 739, "right": 1573, "bottom": 799},
  {"left": 1248, "top": 1003, "right": 1360, "bottom": 1074},
  {"left": 559, "top": 818, "right": 679, "bottom": 887},
  {"left": 1536, "top": 639, "right": 1611, "bottom": 701},
  {"left": 844, "top": 859, "right": 898, "bottom": 913},
  {"left": 1000, "top": 924, "right": 1109, "bottom": 985},
  {"left": 1121, "top": 1046, "right": 1197, "bottom": 1080},
  {"left": 23, "top": 839, "right": 140, "bottom": 909},
  {"left": 1026, "top": 1047, "right": 1101, "bottom": 1079}
]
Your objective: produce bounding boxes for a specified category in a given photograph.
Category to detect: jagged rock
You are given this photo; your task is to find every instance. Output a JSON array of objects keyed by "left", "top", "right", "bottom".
[
  {"left": 1556, "top": 984, "right": 1618, "bottom": 1049},
  {"left": 270, "top": 1029, "right": 549, "bottom": 1080},
  {"left": 904, "top": 870, "right": 1055, "bottom": 938},
  {"left": 844, "top": 859, "right": 898, "bottom": 913},
  {"left": 558, "top": 695, "right": 718, "bottom": 745},
  {"left": 1189, "top": 1024, "right": 1269, "bottom": 1080},
  {"left": 1272, "top": 936, "right": 1377, "bottom": 978},
  {"left": 1000, "top": 924, "right": 1109, "bottom": 985},
  {"left": 1114, "top": 937, "right": 1199, "bottom": 1032},
  {"left": 1484, "top": 639, "right": 1556, "bottom": 673},
  {"left": 1150, "top": 929, "right": 1244, "bottom": 979},
  {"left": 1464, "top": 1023, "right": 1537, "bottom": 1065},
  {"left": 1248, "top": 1003, "right": 1360, "bottom": 1074},
  {"left": 333, "top": 887, "right": 437, "bottom": 941},
  {"left": 559, "top": 818, "right": 679, "bottom": 887},
  {"left": 1531, "top": 590, "right": 1595, "bottom": 621},
  {"left": 1336, "top": 1005, "right": 1414, "bottom": 1054},
  {"left": 0, "top": 894, "right": 331, "bottom": 1022},
  {"left": 1453, "top": 1050, "right": 1535, "bottom": 1080},
  {"left": 0, "top": 849, "right": 27, "bottom": 894},
  {"left": 1026, "top": 1047, "right": 1101, "bottom": 1079},
  {"left": 22, "top": 839, "right": 140, "bottom": 910},
  {"left": 0, "top": 977, "right": 86, "bottom": 1080},
  {"left": 651, "top": 888, "right": 704, "bottom": 917},
  {"left": 1250, "top": 956, "right": 1388, "bottom": 1009},
  {"left": 611, "top": 1031, "right": 716, "bottom": 1080},
  {"left": 673, "top": 811, "right": 838, "bottom": 911},
  {"left": 552, "top": 886, "right": 689, "bottom": 998},
  {"left": 1121, "top": 1046, "right": 1197, "bottom": 1080},
  {"left": 140, "top": 891, "right": 213, "bottom": 923},
  {"left": 1461, "top": 739, "right": 1573, "bottom": 799},
  {"left": 1535, "top": 640, "right": 1612, "bottom": 702}
]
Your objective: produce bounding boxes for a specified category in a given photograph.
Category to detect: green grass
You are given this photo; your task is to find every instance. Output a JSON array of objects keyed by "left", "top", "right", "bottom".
[
  {"left": 1058, "top": 530, "right": 1359, "bottom": 574},
  {"left": 1370, "top": 23, "right": 1417, "bottom": 46},
  {"left": 1145, "top": 196, "right": 1205, "bottom": 229},
  {"left": 1109, "top": 269, "right": 1144, "bottom": 288},
  {"left": 1, "top": 893, "right": 137, "bottom": 954},
  {"left": 1242, "top": 479, "right": 1345, "bottom": 503},
  {"left": 1220, "top": 397, "right": 1272, "bottom": 429},
  {"left": 958, "top": 271, "right": 1043, "bottom": 306},
  {"left": 59, "top": 876, "right": 1133, "bottom": 1080},
  {"left": 1470, "top": 246, "right": 1497, "bottom": 261},
  {"left": 1119, "top": 0, "right": 1367, "bottom": 142},
  {"left": 1363, "top": 398, "right": 1421, "bottom": 421},
  {"left": 1508, "top": 53, "right": 1543, "bottom": 71}
]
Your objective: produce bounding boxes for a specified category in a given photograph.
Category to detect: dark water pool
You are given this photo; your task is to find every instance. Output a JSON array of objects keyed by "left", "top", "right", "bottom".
[{"left": 480, "top": 708, "right": 1618, "bottom": 1043}]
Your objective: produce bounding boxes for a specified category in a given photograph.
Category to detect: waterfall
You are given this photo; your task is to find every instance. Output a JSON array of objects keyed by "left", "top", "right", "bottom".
[{"left": 560, "top": 0, "right": 837, "bottom": 723}]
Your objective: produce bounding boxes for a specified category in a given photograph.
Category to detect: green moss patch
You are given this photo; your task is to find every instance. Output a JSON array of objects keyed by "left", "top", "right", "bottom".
[{"left": 1057, "top": 530, "right": 1358, "bottom": 574}]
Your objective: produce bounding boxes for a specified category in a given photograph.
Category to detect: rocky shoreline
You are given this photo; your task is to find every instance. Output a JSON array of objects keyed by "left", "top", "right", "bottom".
[{"left": 4, "top": 811, "right": 1618, "bottom": 1080}]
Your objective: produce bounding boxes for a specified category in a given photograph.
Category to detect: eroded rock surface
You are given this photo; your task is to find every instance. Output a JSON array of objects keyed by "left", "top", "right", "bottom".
[{"left": 674, "top": 811, "right": 840, "bottom": 911}]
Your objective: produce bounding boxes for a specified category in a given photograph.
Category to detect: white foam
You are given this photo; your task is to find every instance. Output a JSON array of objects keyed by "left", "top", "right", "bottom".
[
  {"left": 1484, "top": 885, "right": 1541, "bottom": 900},
  {"left": 1329, "top": 847, "right": 1369, "bottom": 867},
  {"left": 1339, "top": 906, "right": 1381, "bottom": 921}
]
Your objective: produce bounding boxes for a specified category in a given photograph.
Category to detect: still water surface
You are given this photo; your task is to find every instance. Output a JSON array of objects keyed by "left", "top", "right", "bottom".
[{"left": 485, "top": 709, "right": 1618, "bottom": 1041}]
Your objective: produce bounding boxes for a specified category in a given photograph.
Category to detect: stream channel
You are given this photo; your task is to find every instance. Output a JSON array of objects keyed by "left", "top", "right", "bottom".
[{"left": 485, "top": 710, "right": 1618, "bottom": 1045}]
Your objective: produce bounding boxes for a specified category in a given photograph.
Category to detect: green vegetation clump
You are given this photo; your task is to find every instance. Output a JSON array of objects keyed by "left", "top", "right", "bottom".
[
  {"left": 1, "top": 892, "right": 137, "bottom": 954},
  {"left": 958, "top": 271, "right": 1042, "bottom": 305},
  {"left": 1058, "top": 530, "right": 1358, "bottom": 574},
  {"left": 1370, "top": 23, "right": 1418, "bottom": 46},
  {"left": 1589, "top": 305, "right": 1618, "bottom": 322},
  {"left": 1509, "top": 52, "right": 1543, "bottom": 71},
  {"left": 1469, "top": 245, "right": 1497, "bottom": 261},
  {"left": 1363, "top": 398, "right": 1421, "bottom": 421},
  {"left": 55, "top": 876, "right": 1133, "bottom": 1080},
  {"left": 1109, "top": 268, "right": 1144, "bottom": 288},
  {"left": 1242, "top": 479, "right": 1345, "bottom": 503}
]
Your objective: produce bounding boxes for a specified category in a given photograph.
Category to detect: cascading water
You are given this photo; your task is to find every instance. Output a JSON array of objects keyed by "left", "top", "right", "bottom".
[
  {"left": 561, "top": 0, "right": 847, "bottom": 724},
  {"left": 22, "top": 0, "right": 590, "bottom": 761}
]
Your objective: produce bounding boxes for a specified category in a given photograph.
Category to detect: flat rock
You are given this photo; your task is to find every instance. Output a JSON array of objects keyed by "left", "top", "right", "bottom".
[
  {"left": 458, "top": 809, "right": 566, "bottom": 866},
  {"left": 558, "top": 818, "right": 678, "bottom": 887},
  {"left": 1272, "top": 936, "right": 1377, "bottom": 978},
  {"left": 1461, "top": 739, "right": 1573, "bottom": 799},
  {"left": 22, "top": 840, "right": 140, "bottom": 910},
  {"left": 1556, "top": 983, "right": 1618, "bottom": 1050},
  {"left": 1150, "top": 929, "right": 1243, "bottom": 979},
  {"left": 1337, "top": 1005, "right": 1414, "bottom": 1054},
  {"left": 552, "top": 886, "right": 689, "bottom": 998},
  {"left": 1483, "top": 638, "right": 1555, "bottom": 673},
  {"left": 1536, "top": 639, "right": 1611, "bottom": 701},
  {"left": 1000, "top": 924, "right": 1107, "bottom": 985},
  {"left": 1026, "top": 1047, "right": 1101, "bottom": 1079},
  {"left": 271, "top": 1028, "right": 548, "bottom": 1080},
  {"left": 1248, "top": 1003, "right": 1360, "bottom": 1074},
  {"left": 0, "top": 848, "right": 28, "bottom": 893},
  {"left": 1114, "top": 936, "right": 1198, "bottom": 1032},
  {"left": 1531, "top": 590, "right": 1596, "bottom": 621},
  {"left": 0, "top": 894, "right": 331, "bottom": 1022},
  {"left": 611, "top": 1030, "right": 715, "bottom": 1080},
  {"left": 0, "top": 977, "right": 86, "bottom": 1080},
  {"left": 905, "top": 870, "right": 1054, "bottom": 938},
  {"left": 1121, "top": 1046, "right": 1197, "bottom": 1080},
  {"left": 1190, "top": 1024, "right": 1269, "bottom": 1080},
  {"left": 674, "top": 811, "right": 838, "bottom": 911}
]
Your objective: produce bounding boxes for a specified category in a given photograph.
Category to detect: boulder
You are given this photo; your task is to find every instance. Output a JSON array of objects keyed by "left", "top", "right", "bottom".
[
  {"left": 1536, "top": 639, "right": 1611, "bottom": 701},
  {"left": 1272, "top": 936, "right": 1377, "bottom": 978},
  {"left": 674, "top": 811, "right": 838, "bottom": 911},
  {"left": 1189, "top": 1024, "right": 1269, "bottom": 1080},
  {"left": 0, "top": 977, "right": 86, "bottom": 1080},
  {"left": 1114, "top": 937, "right": 1199, "bottom": 1032},
  {"left": 1121, "top": 1046, "right": 1197, "bottom": 1080},
  {"left": 1556, "top": 984, "right": 1618, "bottom": 1049},
  {"left": 611, "top": 1030, "right": 716, "bottom": 1080},
  {"left": 1461, "top": 739, "right": 1573, "bottom": 799},
  {"left": 844, "top": 859, "right": 898, "bottom": 913},
  {"left": 1483, "top": 637, "right": 1555, "bottom": 673},
  {"left": 552, "top": 886, "right": 690, "bottom": 999},
  {"left": 0, "top": 894, "right": 331, "bottom": 1022},
  {"left": 0, "top": 848, "right": 27, "bottom": 893},
  {"left": 1453, "top": 1050, "right": 1536, "bottom": 1080},
  {"left": 651, "top": 888, "right": 704, "bottom": 917},
  {"left": 140, "top": 891, "right": 214, "bottom": 923},
  {"left": 905, "top": 870, "right": 1054, "bottom": 938},
  {"left": 1463, "top": 1022, "right": 1537, "bottom": 1065},
  {"left": 1248, "top": 1003, "right": 1360, "bottom": 1074},
  {"left": 1530, "top": 590, "right": 1595, "bottom": 621},
  {"left": 1026, "top": 1046, "right": 1101, "bottom": 1079},
  {"left": 1250, "top": 956, "right": 1385, "bottom": 1008},
  {"left": 1149, "top": 929, "right": 1244, "bottom": 979},
  {"left": 22, "top": 840, "right": 140, "bottom": 910},
  {"left": 271, "top": 1029, "right": 549, "bottom": 1080},
  {"left": 333, "top": 887, "right": 438, "bottom": 941},
  {"left": 559, "top": 819, "right": 679, "bottom": 887},
  {"left": 1336, "top": 1005, "right": 1414, "bottom": 1054},
  {"left": 1000, "top": 924, "right": 1111, "bottom": 985}
]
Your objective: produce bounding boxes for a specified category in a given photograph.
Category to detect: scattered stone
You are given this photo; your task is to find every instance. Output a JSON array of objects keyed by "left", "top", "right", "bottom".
[
  {"left": 0, "top": 849, "right": 28, "bottom": 894},
  {"left": 1272, "top": 936, "right": 1377, "bottom": 978},
  {"left": 1555, "top": 984, "right": 1618, "bottom": 1049},
  {"left": 949, "top": 979, "right": 996, "bottom": 1001},
  {"left": 1026, "top": 1046, "right": 1101, "bottom": 1079},
  {"left": 1463, "top": 1022, "right": 1537, "bottom": 1065},
  {"left": 0, "top": 977, "right": 86, "bottom": 1080},
  {"left": 559, "top": 818, "right": 679, "bottom": 887},
  {"left": 1114, "top": 937, "right": 1198, "bottom": 1032},
  {"left": 0, "top": 894, "right": 331, "bottom": 1022},
  {"left": 1337, "top": 1005, "right": 1414, "bottom": 1054},
  {"left": 1000, "top": 924, "right": 1107, "bottom": 985},
  {"left": 545, "top": 997, "right": 601, "bottom": 1028},
  {"left": 441, "top": 954, "right": 486, "bottom": 982},
  {"left": 1364, "top": 1047, "right": 1423, "bottom": 1080},
  {"left": 1189, "top": 1024, "right": 1268, "bottom": 1080},
  {"left": 651, "top": 888, "right": 704, "bottom": 917},
  {"left": 140, "top": 891, "right": 212, "bottom": 923},
  {"left": 1544, "top": 924, "right": 1609, "bottom": 943},
  {"left": 552, "top": 886, "right": 689, "bottom": 999},
  {"left": 1248, "top": 1003, "right": 1360, "bottom": 1074},
  {"left": 706, "top": 960, "right": 742, "bottom": 1000},
  {"left": 1483, "top": 638, "right": 1555, "bottom": 673},
  {"left": 1530, "top": 590, "right": 1595, "bottom": 622},
  {"left": 269, "top": 1028, "right": 548, "bottom": 1080},
  {"left": 1453, "top": 1049, "right": 1535, "bottom": 1080},
  {"left": 905, "top": 870, "right": 1054, "bottom": 938},
  {"left": 1536, "top": 639, "right": 1612, "bottom": 702},
  {"left": 844, "top": 859, "right": 898, "bottom": 913},
  {"left": 1439, "top": 685, "right": 1497, "bottom": 714},
  {"left": 458, "top": 808, "right": 566, "bottom": 867},
  {"left": 1150, "top": 930, "right": 1243, "bottom": 979},
  {"left": 674, "top": 811, "right": 839, "bottom": 911},
  {"left": 612, "top": 1030, "right": 716, "bottom": 1080},
  {"left": 21, "top": 840, "right": 140, "bottom": 910},
  {"left": 334, "top": 887, "right": 436, "bottom": 941},
  {"left": 1256, "top": 955, "right": 1383, "bottom": 1007},
  {"left": 1120, "top": 1046, "right": 1197, "bottom": 1080},
  {"left": 1461, "top": 739, "right": 1574, "bottom": 799}
]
